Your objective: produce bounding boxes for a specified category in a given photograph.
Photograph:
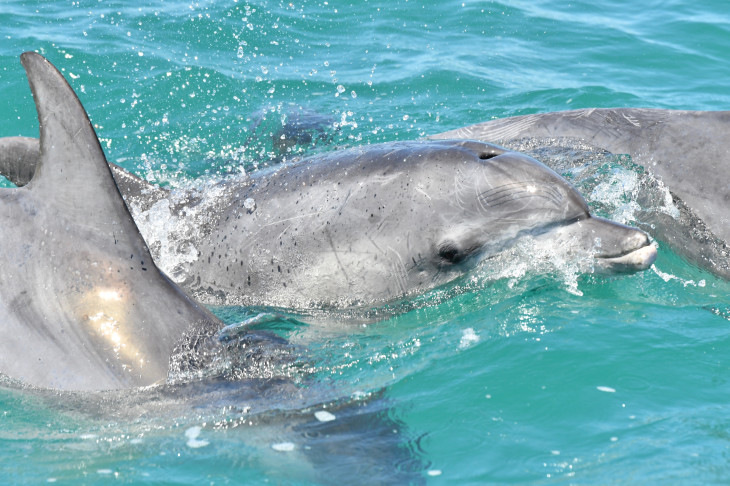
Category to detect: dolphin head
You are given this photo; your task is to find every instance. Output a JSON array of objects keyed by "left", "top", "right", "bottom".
[{"left": 408, "top": 140, "right": 656, "bottom": 277}]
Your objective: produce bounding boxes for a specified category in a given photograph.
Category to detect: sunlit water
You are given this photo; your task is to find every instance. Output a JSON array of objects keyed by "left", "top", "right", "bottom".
[{"left": 1, "top": 1, "right": 730, "bottom": 484}]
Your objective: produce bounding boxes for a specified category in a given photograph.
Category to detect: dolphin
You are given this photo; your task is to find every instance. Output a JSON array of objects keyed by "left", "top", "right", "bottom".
[
  {"left": 3, "top": 140, "right": 658, "bottom": 308},
  {"left": 0, "top": 52, "right": 224, "bottom": 391},
  {"left": 429, "top": 108, "right": 730, "bottom": 279},
  {"left": 0, "top": 115, "right": 657, "bottom": 309}
]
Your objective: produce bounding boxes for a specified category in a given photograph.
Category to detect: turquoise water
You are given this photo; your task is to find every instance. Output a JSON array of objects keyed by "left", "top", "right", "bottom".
[{"left": 2, "top": 1, "right": 730, "bottom": 484}]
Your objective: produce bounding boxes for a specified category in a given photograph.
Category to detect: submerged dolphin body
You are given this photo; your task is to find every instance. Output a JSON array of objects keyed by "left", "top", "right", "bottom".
[
  {"left": 0, "top": 109, "right": 657, "bottom": 310},
  {"left": 430, "top": 109, "right": 730, "bottom": 279},
  {"left": 0, "top": 52, "right": 223, "bottom": 391}
]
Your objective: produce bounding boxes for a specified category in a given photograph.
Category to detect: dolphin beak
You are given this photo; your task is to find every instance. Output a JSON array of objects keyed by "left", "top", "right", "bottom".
[
  {"left": 598, "top": 243, "right": 658, "bottom": 272},
  {"left": 590, "top": 217, "right": 658, "bottom": 272}
]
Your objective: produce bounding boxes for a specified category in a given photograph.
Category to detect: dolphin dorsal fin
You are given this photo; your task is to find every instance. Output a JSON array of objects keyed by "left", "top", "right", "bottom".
[{"left": 21, "top": 52, "right": 132, "bottom": 224}]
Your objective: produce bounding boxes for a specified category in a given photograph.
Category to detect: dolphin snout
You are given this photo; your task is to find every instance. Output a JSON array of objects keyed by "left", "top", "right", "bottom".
[{"left": 590, "top": 217, "right": 657, "bottom": 272}]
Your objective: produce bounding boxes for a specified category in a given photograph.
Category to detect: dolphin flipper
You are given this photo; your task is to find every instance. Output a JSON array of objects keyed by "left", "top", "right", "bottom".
[{"left": 0, "top": 52, "right": 220, "bottom": 391}]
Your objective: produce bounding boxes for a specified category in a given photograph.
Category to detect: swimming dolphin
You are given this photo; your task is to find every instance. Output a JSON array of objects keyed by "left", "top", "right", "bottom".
[
  {"left": 430, "top": 108, "right": 730, "bottom": 279},
  {"left": 0, "top": 52, "right": 223, "bottom": 391},
  {"left": 172, "top": 139, "right": 657, "bottom": 308},
  {"left": 1, "top": 137, "right": 658, "bottom": 310},
  {"left": 0, "top": 116, "right": 656, "bottom": 309}
]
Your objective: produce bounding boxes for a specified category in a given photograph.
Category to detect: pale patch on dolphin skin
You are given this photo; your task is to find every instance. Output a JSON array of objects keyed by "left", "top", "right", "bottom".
[{"left": 600, "top": 244, "right": 658, "bottom": 271}]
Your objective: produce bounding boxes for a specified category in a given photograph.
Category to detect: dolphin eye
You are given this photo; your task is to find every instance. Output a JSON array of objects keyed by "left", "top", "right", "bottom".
[{"left": 438, "top": 242, "right": 463, "bottom": 264}]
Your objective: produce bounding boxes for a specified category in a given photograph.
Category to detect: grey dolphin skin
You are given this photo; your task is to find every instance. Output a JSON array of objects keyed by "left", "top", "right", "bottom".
[
  {"left": 430, "top": 108, "right": 730, "bottom": 278},
  {"left": 0, "top": 52, "right": 222, "bottom": 391},
  {"left": 0, "top": 95, "right": 657, "bottom": 310}
]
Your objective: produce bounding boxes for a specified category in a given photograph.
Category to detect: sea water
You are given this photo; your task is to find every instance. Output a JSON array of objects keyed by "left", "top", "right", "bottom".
[{"left": 1, "top": 1, "right": 729, "bottom": 484}]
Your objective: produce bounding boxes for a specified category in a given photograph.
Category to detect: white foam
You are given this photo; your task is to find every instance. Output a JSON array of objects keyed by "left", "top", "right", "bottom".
[
  {"left": 185, "top": 426, "right": 210, "bottom": 448},
  {"left": 459, "top": 328, "right": 480, "bottom": 349}
]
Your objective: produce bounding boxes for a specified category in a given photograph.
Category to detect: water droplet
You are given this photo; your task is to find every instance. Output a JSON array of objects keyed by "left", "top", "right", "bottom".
[
  {"left": 272, "top": 442, "right": 295, "bottom": 452},
  {"left": 314, "top": 410, "right": 336, "bottom": 422},
  {"left": 237, "top": 46, "right": 244, "bottom": 58},
  {"left": 185, "top": 425, "right": 210, "bottom": 448},
  {"left": 244, "top": 198, "right": 256, "bottom": 213}
]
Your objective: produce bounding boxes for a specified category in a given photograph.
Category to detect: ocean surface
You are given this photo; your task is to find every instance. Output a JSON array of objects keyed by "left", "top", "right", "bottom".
[{"left": 2, "top": 1, "right": 730, "bottom": 484}]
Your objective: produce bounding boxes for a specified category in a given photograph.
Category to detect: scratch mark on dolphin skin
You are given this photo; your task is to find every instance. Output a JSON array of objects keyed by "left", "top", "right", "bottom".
[
  {"left": 386, "top": 245, "right": 409, "bottom": 296},
  {"left": 452, "top": 174, "right": 478, "bottom": 213},
  {"left": 275, "top": 224, "right": 292, "bottom": 242},
  {"left": 479, "top": 181, "right": 563, "bottom": 209},
  {"left": 336, "top": 189, "right": 352, "bottom": 214},
  {"left": 571, "top": 108, "right": 596, "bottom": 119},
  {"left": 475, "top": 114, "right": 538, "bottom": 140},
  {"left": 366, "top": 234, "right": 385, "bottom": 255},
  {"left": 368, "top": 172, "right": 403, "bottom": 186},
  {"left": 376, "top": 214, "right": 391, "bottom": 232},
  {"left": 262, "top": 209, "right": 328, "bottom": 227},
  {"left": 622, "top": 113, "right": 641, "bottom": 127},
  {"left": 324, "top": 227, "right": 351, "bottom": 288},
  {"left": 415, "top": 186, "right": 431, "bottom": 200}
]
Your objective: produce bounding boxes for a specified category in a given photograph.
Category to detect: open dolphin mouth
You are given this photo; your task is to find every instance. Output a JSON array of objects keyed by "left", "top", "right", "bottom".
[{"left": 597, "top": 243, "right": 658, "bottom": 271}]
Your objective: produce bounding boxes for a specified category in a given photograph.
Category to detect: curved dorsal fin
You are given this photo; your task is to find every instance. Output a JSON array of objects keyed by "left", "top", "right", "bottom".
[{"left": 21, "top": 52, "right": 132, "bottom": 222}]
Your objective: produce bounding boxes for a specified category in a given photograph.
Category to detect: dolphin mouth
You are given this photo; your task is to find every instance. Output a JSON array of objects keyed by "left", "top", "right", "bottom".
[{"left": 597, "top": 243, "right": 658, "bottom": 271}]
